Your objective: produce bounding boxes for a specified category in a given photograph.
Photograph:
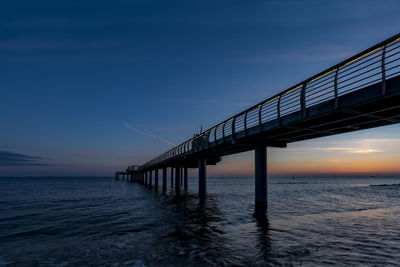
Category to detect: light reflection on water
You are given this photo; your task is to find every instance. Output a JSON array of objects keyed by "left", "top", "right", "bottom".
[{"left": 0, "top": 176, "right": 400, "bottom": 266}]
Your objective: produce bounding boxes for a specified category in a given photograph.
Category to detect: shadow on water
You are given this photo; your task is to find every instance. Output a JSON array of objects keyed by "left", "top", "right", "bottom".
[{"left": 137, "top": 183, "right": 274, "bottom": 265}]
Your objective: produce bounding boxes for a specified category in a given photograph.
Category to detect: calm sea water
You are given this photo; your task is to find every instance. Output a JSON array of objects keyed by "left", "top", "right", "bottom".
[{"left": 1, "top": 176, "right": 400, "bottom": 266}]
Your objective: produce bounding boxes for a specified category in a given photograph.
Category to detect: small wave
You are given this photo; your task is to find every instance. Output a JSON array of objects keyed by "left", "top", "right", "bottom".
[
  {"left": 370, "top": 183, "right": 400, "bottom": 187},
  {"left": 0, "top": 256, "right": 12, "bottom": 266},
  {"left": 3, "top": 228, "right": 56, "bottom": 239},
  {"left": 274, "top": 182, "right": 309, "bottom": 185},
  {"left": 113, "top": 228, "right": 142, "bottom": 235}
]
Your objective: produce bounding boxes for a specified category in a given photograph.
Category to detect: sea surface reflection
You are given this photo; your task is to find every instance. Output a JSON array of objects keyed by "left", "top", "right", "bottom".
[{"left": 1, "top": 176, "right": 400, "bottom": 266}]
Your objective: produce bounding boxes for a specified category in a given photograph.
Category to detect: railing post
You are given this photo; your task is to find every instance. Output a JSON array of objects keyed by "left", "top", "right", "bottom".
[
  {"left": 301, "top": 83, "right": 306, "bottom": 119},
  {"left": 382, "top": 45, "right": 387, "bottom": 95},
  {"left": 232, "top": 117, "right": 236, "bottom": 142},
  {"left": 206, "top": 131, "right": 210, "bottom": 149},
  {"left": 244, "top": 111, "right": 248, "bottom": 136},
  {"left": 258, "top": 104, "right": 262, "bottom": 132},
  {"left": 277, "top": 96, "right": 281, "bottom": 126},
  {"left": 334, "top": 68, "right": 339, "bottom": 109},
  {"left": 222, "top": 123, "right": 226, "bottom": 142}
]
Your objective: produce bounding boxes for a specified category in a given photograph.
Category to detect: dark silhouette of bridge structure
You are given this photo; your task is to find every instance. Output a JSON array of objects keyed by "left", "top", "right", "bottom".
[{"left": 116, "top": 33, "right": 400, "bottom": 215}]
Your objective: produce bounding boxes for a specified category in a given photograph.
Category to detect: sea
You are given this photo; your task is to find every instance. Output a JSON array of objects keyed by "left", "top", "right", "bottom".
[{"left": 0, "top": 176, "right": 400, "bottom": 266}]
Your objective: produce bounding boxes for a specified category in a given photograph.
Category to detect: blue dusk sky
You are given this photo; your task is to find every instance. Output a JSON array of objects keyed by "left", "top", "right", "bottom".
[{"left": 1, "top": 0, "right": 400, "bottom": 176}]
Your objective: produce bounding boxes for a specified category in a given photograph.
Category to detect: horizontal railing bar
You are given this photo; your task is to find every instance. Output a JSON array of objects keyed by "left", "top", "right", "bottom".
[
  {"left": 338, "top": 49, "right": 382, "bottom": 73},
  {"left": 337, "top": 59, "right": 382, "bottom": 81},
  {"left": 337, "top": 67, "right": 382, "bottom": 88},
  {"left": 337, "top": 71, "right": 382, "bottom": 91},
  {"left": 338, "top": 77, "right": 382, "bottom": 96},
  {"left": 305, "top": 72, "right": 335, "bottom": 90}
]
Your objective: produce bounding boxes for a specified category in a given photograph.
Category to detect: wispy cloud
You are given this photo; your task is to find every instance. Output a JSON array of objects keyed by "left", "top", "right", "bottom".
[
  {"left": 359, "top": 138, "right": 400, "bottom": 143},
  {"left": 0, "top": 151, "right": 51, "bottom": 166},
  {"left": 123, "top": 122, "right": 176, "bottom": 147},
  {"left": 237, "top": 44, "right": 354, "bottom": 64},
  {"left": 277, "top": 147, "right": 383, "bottom": 154},
  {"left": 347, "top": 149, "right": 383, "bottom": 154}
]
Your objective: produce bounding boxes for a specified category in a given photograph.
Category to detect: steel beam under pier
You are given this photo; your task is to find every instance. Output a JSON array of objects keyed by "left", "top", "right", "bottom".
[
  {"left": 198, "top": 159, "right": 206, "bottom": 195},
  {"left": 255, "top": 145, "right": 267, "bottom": 216}
]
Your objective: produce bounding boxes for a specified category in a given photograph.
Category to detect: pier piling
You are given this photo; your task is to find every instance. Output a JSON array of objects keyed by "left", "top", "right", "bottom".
[
  {"left": 170, "top": 167, "right": 174, "bottom": 186},
  {"left": 184, "top": 166, "right": 188, "bottom": 190},
  {"left": 255, "top": 145, "right": 267, "bottom": 216},
  {"left": 175, "top": 164, "right": 181, "bottom": 190},
  {"left": 162, "top": 167, "right": 167, "bottom": 189},
  {"left": 155, "top": 169, "right": 158, "bottom": 188},
  {"left": 198, "top": 159, "right": 206, "bottom": 195}
]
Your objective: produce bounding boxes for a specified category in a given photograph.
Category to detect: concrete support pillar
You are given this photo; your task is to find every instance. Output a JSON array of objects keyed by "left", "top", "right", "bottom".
[
  {"left": 170, "top": 167, "right": 174, "bottom": 186},
  {"left": 145, "top": 172, "right": 148, "bottom": 185},
  {"left": 162, "top": 167, "right": 167, "bottom": 189},
  {"left": 184, "top": 166, "right": 188, "bottom": 190},
  {"left": 155, "top": 169, "right": 158, "bottom": 188},
  {"left": 180, "top": 168, "right": 183, "bottom": 186},
  {"left": 255, "top": 145, "right": 268, "bottom": 216},
  {"left": 175, "top": 164, "right": 181, "bottom": 190},
  {"left": 149, "top": 170, "right": 153, "bottom": 186},
  {"left": 115, "top": 172, "right": 118, "bottom": 181},
  {"left": 199, "top": 159, "right": 206, "bottom": 194}
]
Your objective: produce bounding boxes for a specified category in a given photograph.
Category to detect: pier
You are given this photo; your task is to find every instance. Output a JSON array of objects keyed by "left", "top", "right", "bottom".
[{"left": 116, "top": 34, "right": 400, "bottom": 216}]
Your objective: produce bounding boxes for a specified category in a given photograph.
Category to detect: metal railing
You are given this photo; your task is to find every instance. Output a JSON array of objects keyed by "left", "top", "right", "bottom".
[{"left": 140, "top": 33, "right": 400, "bottom": 170}]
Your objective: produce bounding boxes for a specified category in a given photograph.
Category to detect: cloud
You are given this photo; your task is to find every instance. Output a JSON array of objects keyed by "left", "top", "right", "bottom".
[
  {"left": 278, "top": 147, "right": 383, "bottom": 154},
  {"left": 347, "top": 149, "right": 383, "bottom": 154},
  {"left": 359, "top": 139, "right": 400, "bottom": 142},
  {"left": 237, "top": 44, "right": 354, "bottom": 64},
  {"left": 0, "top": 151, "right": 51, "bottom": 166},
  {"left": 123, "top": 122, "right": 176, "bottom": 147}
]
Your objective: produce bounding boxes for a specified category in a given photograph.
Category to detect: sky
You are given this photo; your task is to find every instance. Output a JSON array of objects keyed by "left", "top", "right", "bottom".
[{"left": 1, "top": 0, "right": 400, "bottom": 177}]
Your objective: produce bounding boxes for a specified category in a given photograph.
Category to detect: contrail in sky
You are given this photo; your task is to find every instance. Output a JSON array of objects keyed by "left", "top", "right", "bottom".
[{"left": 123, "top": 122, "right": 176, "bottom": 147}]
